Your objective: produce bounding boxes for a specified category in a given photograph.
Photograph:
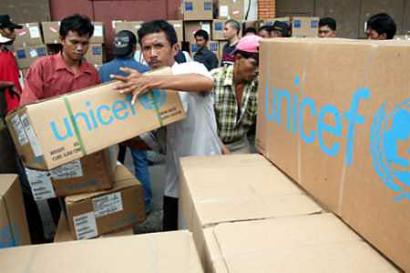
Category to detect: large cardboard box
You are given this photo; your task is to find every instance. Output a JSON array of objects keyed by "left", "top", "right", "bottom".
[
  {"left": 41, "top": 21, "right": 104, "bottom": 44},
  {"left": 0, "top": 174, "right": 31, "bottom": 248},
  {"left": 14, "top": 45, "right": 47, "bottom": 69},
  {"left": 54, "top": 213, "right": 133, "bottom": 242},
  {"left": 112, "top": 20, "right": 144, "bottom": 37},
  {"left": 90, "top": 22, "right": 104, "bottom": 44},
  {"left": 204, "top": 213, "right": 399, "bottom": 273},
  {"left": 256, "top": 38, "right": 410, "bottom": 272},
  {"left": 84, "top": 44, "right": 104, "bottom": 66},
  {"left": 183, "top": 0, "right": 213, "bottom": 21},
  {"left": 25, "top": 150, "right": 115, "bottom": 200},
  {"left": 6, "top": 67, "right": 185, "bottom": 170},
  {"left": 291, "top": 16, "right": 319, "bottom": 37},
  {"left": 212, "top": 19, "right": 226, "bottom": 41},
  {"left": 217, "top": 0, "right": 244, "bottom": 20},
  {"left": 65, "top": 164, "right": 145, "bottom": 240},
  {"left": 184, "top": 21, "right": 212, "bottom": 44},
  {"left": 0, "top": 231, "right": 204, "bottom": 273},
  {"left": 168, "top": 20, "right": 184, "bottom": 43},
  {"left": 179, "top": 154, "right": 322, "bottom": 265},
  {"left": 13, "top": 23, "right": 43, "bottom": 48}
]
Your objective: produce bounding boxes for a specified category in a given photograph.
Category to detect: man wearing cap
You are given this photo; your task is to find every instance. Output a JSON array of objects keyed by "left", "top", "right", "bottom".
[
  {"left": 99, "top": 30, "right": 153, "bottom": 213},
  {"left": 271, "top": 21, "right": 290, "bottom": 37},
  {"left": 20, "top": 14, "right": 99, "bottom": 105},
  {"left": 212, "top": 35, "right": 260, "bottom": 154},
  {"left": 0, "top": 14, "right": 23, "bottom": 113}
]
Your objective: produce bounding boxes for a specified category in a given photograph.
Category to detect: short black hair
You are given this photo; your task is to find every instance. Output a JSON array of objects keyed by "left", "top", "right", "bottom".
[
  {"left": 258, "top": 25, "right": 271, "bottom": 33},
  {"left": 225, "top": 19, "right": 241, "bottom": 35},
  {"left": 367, "top": 13, "right": 396, "bottom": 39},
  {"left": 243, "top": 27, "right": 257, "bottom": 36},
  {"left": 194, "top": 29, "right": 209, "bottom": 41},
  {"left": 319, "top": 17, "right": 336, "bottom": 31},
  {"left": 59, "top": 14, "right": 94, "bottom": 39},
  {"left": 138, "top": 20, "right": 178, "bottom": 46}
]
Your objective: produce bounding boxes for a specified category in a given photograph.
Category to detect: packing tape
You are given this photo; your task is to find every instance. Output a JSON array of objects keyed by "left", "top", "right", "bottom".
[{"left": 63, "top": 97, "right": 86, "bottom": 156}]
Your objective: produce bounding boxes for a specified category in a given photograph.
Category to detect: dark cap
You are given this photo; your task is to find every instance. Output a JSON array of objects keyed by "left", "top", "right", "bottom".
[
  {"left": 0, "top": 15, "right": 22, "bottom": 29},
  {"left": 113, "top": 30, "right": 137, "bottom": 57},
  {"left": 272, "top": 21, "right": 290, "bottom": 37}
]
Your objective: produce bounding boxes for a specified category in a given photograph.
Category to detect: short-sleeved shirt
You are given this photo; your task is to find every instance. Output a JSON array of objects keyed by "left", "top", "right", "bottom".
[
  {"left": 99, "top": 57, "right": 149, "bottom": 83},
  {"left": 20, "top": 53, "right": 100, "bottom": 105},
  {"left": 0, "top": 46, "right": 22, "bottom": 113},
  {"left": 221, "top": 42, "right": 237, "bottom": 66},
  {"left": 165, "top": 61, "right": 222, "bottom": 198},
  {"left": 211, "top": 65, "right": 258, "bottom": 144}
]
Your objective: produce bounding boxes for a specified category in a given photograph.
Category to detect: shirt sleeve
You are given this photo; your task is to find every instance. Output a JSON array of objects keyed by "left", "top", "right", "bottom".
[
  {"left": 172, "top": 61, "right": 212, "bottom": 79},
  {"left": 20, "top": 61, "right": 45, "bottom": 106}
]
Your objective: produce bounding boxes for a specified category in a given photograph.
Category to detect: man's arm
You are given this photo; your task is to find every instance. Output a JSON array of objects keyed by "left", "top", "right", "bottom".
[{"left": 20, "top": 63, "right": 44, "bottom": 106}]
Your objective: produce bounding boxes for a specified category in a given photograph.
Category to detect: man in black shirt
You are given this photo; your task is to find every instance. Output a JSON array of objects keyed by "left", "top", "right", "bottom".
[{"left": 193, "top": 29, "right": 218, "bottom": 71}]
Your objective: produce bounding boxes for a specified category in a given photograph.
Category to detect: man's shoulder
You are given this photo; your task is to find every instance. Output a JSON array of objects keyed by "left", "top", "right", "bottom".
[{"left": 210, "top": 66, "right": 226, "bottom": 78}]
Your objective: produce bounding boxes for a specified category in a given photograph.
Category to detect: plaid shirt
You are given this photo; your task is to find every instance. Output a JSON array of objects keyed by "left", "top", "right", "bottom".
[{"left": 211, "top": 65, "right": 258, "bottom": 144}]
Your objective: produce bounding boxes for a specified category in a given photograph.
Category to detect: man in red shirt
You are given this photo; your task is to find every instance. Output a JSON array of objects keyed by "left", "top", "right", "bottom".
[
  {"left": 20, "top": 14, "right": 99, "bottom": 105},
  {"left": 0, "top": 14, "right": 22, "bottom": 113}
]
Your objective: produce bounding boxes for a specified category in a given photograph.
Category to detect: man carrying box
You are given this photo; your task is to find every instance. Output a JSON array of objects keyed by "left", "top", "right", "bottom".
[
  {"left": 212, "top": 35, "right": 261, "bottom": 154},
  {"left": 20, "top": 14, "right": 99, "bottom": 105},
  {"left": 113, "top": 20, "right": 221, "bottom": 231}
]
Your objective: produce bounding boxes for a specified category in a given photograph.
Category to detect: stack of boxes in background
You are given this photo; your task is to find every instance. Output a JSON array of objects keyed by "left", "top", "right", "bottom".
[{"left": 262, "top": 16, "right": 319, "bottom": 37}]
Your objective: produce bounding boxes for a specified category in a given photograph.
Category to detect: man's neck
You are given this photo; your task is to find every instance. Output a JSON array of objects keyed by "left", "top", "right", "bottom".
[
  {"left": 229, "top": 36, "right": 239, "bottom": 46},
  {"left": 61, "top": 51, "right": 81, "bottom": 68}
]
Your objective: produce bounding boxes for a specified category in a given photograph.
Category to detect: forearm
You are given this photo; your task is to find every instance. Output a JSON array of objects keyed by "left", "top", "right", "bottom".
[{"left": 148, "top": 74, "right": 213, "bottom": 93}]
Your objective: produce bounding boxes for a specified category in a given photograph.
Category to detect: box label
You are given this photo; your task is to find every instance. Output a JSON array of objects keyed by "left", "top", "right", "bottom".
[
  {"left": 37, "top": 47, "right": 47, "bottom": 57},
  {"left": 29, "top": 48, "right": 38, "bottom": 58},
  {"left": 220, "top": 5, "right": 229, "bottom": 17},
  {"left": 293, "top": 20, "right": 301, "bottom": 28},
  {"left": 311, "top": 20, "right": 319, "bottom": 28},
  {"left": 73, "top": 212, "right": 98, "bottom": 240},
  {"left": 92, "top": 46, "right": 102, "bottom": 55},
  {"left": 20, "top": 113, "right": 43, "bottom": 157},
  {"left": 185, "top": 2, "right": 193, "bottom": 11},
  {"left": 92, "top": 192, "right": 123, "bottom": 218},
  {"left": 28, "top": 26, "right": 41, "bottom": 39},
  {"left": 50, "top": 160, "right": 83, "bottom": 179},
  {"left": 215, "top": 22, "right": 224, "bottom": 31},
  {"left": 204, "top": 1, "right": 212, "bottom": 11},
  {"left": 94, "top": 25, "right": 103, "bottom": 37},
  {"left": 10, "top": 115, "right": 29, "bottom": 145},
  {"left": 25, "top": 168, "right": 56, "bottom": 201},
  {"left": 16, "top": 49, "right": 26, "bottom": 59}
]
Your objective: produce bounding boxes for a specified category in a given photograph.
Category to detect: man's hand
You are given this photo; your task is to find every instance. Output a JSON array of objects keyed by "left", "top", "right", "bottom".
[
  {"left": 221, "top": 144, "right": 231, "bottom": 155},
  {"left": 112, "top": 67, "right": 159, "bottom": 105}
]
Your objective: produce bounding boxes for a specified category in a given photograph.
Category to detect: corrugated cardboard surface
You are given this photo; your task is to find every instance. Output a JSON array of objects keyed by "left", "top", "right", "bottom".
[
  {"left": 184, "top": 21, "right": 212, "bottom": 44},
  {"left": 291, "top": 17, "right": 319, "bottom": 37},
  {"left": 65, "top": 164, "right": 145, "bottom": 240},
  {"left": 14, "top": 45, "right": 47, "bottom": 69},
  {"left": 217, "top": 0, "right": 244, "bottom": 20},
  {"left": 0, "top": 231, "right": 204, "bottom": 273},
  {"left": 0, "top": 174, "right": 31, "bottom": 248},
  {"left": 212, "top": 20, "right": 226, "bottom": 41},
  {"left": 183, "top": 0, "right": 213, "bottom": 21},
  {"left": 90, "top": 22, "right": 104, "bottom": 44},
  {"left": 204, "top": 214, "right": 399, "bottom": 273},
  {"left": 41, "top": 21, "right": 60, "bottom": 44},
  {"left": 84, "top": 44, "right": 103, "bottom": 66},
  {"left": 179, "top": 154, "right": 322, "bottom": 266},
  {"left": 168, "top": 20, "right": 184, "bottom": 43},
  {"left": 6, "top": 67, "right": 186, "bottom": 170},
  {"left": 257, "top": 38, "right": 410, "bottom": 272},
  {"left": 54, "top": 213, "right": 133, "bottom": 242},
  {"left": 113, "top": 20, "right": 144, "bottom": 37},
  {"left": 13, "top": 23, "right": 43, "bottom": 47}
]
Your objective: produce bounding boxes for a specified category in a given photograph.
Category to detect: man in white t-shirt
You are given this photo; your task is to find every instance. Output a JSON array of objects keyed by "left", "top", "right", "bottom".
[{"left": 113, "top": 20, "right": 221, "bottom": 231}]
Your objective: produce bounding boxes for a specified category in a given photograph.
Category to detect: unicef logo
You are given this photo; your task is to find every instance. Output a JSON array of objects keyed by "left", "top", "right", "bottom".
[
  {"left": 370, "top": 98, "right": 410, "bottom": 202},
  {"left": 138, "top": 89, "right": 167, "bottom": 110}
]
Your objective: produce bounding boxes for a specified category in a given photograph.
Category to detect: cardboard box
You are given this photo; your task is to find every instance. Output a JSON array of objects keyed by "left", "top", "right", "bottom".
[
  {"left": 261, "top": 16, "right": 291, "bottom": 26},
  {"left": 84, "top": 44, "right": 104, "bottom": 66},
  {"left": 256, "top": 38, "right": 410, "bottom": 272},
  {"left": 168, "top": 20, "right": 184, "bottom": 43},
  {"left": 183, "top": 0, "right": 213, "bottom": 21},
  {"left": 65, "top": 164, "right": 145, "bottom": 240},
  {"left": 41, "top": 21, "right": 104, "bottom": 44},
  {"left": 25, "top": 150, "right": 115, "bottom": 200},
  {"left": 0, "top": 174, "right": 31, "bottom": 248},
  {"left": 6, "top": 67, "right": 185, "bottom": 170},
  {"left": 14, "top": 45, "right": 47, "bottom": 69},
  {"left": 291, "top": 16, "right": 319, "bottom": 37},
  {"left": 13, "top": 23, "right": 43, "bottom": 48},
  {"left": 212, "top": 19, "right": 226, "bottom": 41},
  {"left": 179, "top": 154, "right": 322, "bottom": 265},
  {"left": 41, "top": 21, "right": 60, "bottom": 44},
  {"left": 184, "top": 21, "right": 212, "bottom": 44},
  {"left": 217, "top": 0, "right": 244, "bottom": 20},
  {"left": 112, "top": 20, "right": 144, "bottom": 37},
  {"left": 54, "top": 213, "right": 133, "bottom": 242},
  {"left": 204, "top": 214, "right": 399, "bottom": 273},
  {"left": 0, "top": 231, "right": 204, "bottom": 273},
  {"left": 190, "top": 41, "right": 218, "bottom": 56}
]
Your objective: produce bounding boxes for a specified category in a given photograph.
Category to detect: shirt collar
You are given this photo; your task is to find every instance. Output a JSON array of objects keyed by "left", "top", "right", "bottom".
[
  {"left": 55, "top": 53, "right": 94, "bottom": 74},
  {"left": 222, "top": 65, "right": 234, "bottom": 87}
]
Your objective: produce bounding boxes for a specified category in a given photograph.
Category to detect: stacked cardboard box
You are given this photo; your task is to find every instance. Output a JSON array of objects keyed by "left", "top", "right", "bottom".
[
  {"left": 262, "top": 16, "right": 319, "bottom": 37},
  {"left": 0, "top": 174, "right": 31, "bottom": 249},
  {"left": 183, "top": 0, "right": 213, "bottom": 21},
  {"left": 217, "top": 0, "right": 244, "bottom": 20},
  {"left": 13, "top": 23, "right": 47, "bottom": 69},
  {"left": 256, "top": 38, "right": 410, "bottom": 272},
  {"left": 179, "top": 154, "right": 398, "bottom": 272}
]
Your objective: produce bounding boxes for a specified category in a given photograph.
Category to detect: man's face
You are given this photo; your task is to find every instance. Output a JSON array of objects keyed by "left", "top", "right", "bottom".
[
  {"left": 195, "top": 36, "right": 207, "bottom": 48},
  {"left": 61, "top": 31, "right": 90, "bottom": 62},
  {"left": 258, "top": 29, "right": 270, "bottom": 38},
  {"left": 235, "top": 54, "right": 258, "bottom": 82},
  {"left": 318, "top": 25, "right": 336, "bottom": 38},
  {"left": 271, "top": 30, "right": 282, "bottom": 38},
  {"left": 366, "top": 27, "right": 386, "bottom": 40},
  {"left": 141, "top": 31, "right": 177, "bottom": 69},
  {"left": 223, "top": 24, "right": 238, "bottom": 40},
  {"left": 0, "top": 27, "right": 16, "bottom": 41}
]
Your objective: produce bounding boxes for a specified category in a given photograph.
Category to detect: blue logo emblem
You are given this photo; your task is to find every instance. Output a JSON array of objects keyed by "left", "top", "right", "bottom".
[
  {"left": 370, "top": 98, "right": 410, "bottom": 202},
  {"left": 139, "top": 89, "right": 167, "bottom": 110}
]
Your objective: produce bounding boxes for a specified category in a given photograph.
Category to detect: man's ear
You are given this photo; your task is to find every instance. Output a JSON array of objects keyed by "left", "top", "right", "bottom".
[{"left": 171, "top": 43, "right": 179, "bottom": 58}]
